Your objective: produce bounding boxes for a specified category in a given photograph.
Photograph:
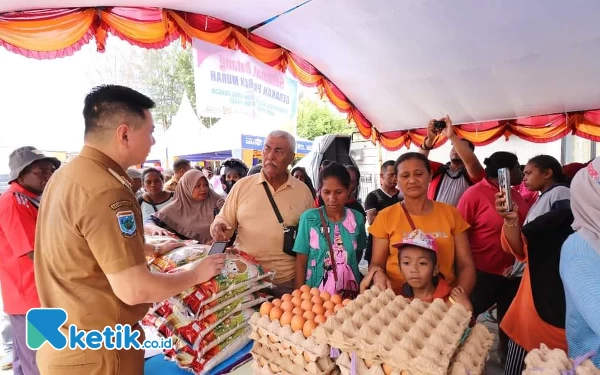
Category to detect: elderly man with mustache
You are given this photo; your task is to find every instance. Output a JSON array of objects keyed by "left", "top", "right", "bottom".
[{"left": 211, "top": 130, "right": 314, "bottom": 296}]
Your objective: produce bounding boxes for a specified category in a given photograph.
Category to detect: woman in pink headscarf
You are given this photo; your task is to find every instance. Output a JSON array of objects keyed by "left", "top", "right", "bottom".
[{"left": 144, "top": 170, "right": 225, "bottom": 244}]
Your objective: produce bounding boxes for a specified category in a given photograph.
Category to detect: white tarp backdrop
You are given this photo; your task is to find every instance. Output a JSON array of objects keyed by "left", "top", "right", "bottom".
[{"left": 3, "top": 0, "right": 600, "bottom": 133}]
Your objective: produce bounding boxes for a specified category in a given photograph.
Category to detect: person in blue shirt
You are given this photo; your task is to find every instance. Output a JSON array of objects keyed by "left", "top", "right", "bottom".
[{"left": 560, "top": 158, "right": 600, "bottom": 367}]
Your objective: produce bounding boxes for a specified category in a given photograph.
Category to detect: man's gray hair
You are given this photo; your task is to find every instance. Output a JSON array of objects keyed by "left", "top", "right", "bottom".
[{"left": 267, "top": 130, "right": 296, "bottom": 154}]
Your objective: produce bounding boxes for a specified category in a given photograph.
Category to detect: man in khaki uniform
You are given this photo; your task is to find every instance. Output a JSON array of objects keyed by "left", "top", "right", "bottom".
[
  {"left": 35, "top": 85, "right": 225, "bottom": 375},
  {"left": 164, "top": 159, "right": 191, "bottom": 192}
]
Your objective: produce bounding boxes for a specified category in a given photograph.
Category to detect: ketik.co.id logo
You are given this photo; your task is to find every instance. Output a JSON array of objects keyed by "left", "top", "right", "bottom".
[{"left": 26, "top": 308, "right": 169, "bottom": 350}]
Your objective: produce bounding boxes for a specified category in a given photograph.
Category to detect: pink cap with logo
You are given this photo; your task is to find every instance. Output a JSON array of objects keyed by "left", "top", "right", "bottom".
[{"left": 392, "top": 229, "right": 438, "bottom": 253}]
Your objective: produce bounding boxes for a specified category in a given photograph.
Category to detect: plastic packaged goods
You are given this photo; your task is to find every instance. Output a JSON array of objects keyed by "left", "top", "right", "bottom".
[
  {"left": 149, "top": 244, "right": 210, "bottom": 273},
  {"left": 175, "top": 325, "right": 252, "bottom": 375}
]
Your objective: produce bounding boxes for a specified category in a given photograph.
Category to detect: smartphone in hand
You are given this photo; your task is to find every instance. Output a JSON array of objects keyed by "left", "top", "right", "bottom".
[
  {"left": 208, "top": 241, "right": 228, "bottom": 256},
  {"left": 498, "top": 168, "right": 513, "bottom": 212}
]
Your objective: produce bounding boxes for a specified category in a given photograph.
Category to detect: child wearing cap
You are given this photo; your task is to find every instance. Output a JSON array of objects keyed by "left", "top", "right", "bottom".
[{"left": 395, "top": 229, "right": 472, "bottom": 312}]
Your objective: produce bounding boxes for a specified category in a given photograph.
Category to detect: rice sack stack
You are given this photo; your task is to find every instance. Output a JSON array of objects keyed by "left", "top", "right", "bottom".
[
  {"left": 143, "top": 249, "right": 274, "bottom": 374},
  {"left": 522, "top": 344, "right": 600, "bottom": 375},
  {"left": 312, "top": 286, "right": 494, "bottom": 375},
  {"left": 250, "top": 285, "right": 349, "bottom": 375}
]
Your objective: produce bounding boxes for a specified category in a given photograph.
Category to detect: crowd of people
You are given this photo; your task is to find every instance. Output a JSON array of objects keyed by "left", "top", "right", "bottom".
[{"left": 0, "top": 84, "right": 598, "bottom": 374}]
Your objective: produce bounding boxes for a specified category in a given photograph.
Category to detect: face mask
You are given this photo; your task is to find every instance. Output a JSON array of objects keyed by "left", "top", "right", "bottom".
[{"left": 224, "top": 180, "right": 236, "bottom": 194}]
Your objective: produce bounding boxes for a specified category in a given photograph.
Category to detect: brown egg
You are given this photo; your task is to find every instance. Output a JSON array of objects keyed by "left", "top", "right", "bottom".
[
  {"left": 269, "top": 363, "right": 279, "bottom": 373},
  {"left": 291, "top": 296, "right": 303, "bottom": 307},
  {"left": 324, "top": 309, "right": 333, "bottom": 318},
  {"left": 300, "top": 300, "right": 313, "bottom": 312},
  {"left": 292, "top": 290, "right": 302, "bottom": 298},
  {"left": 342, "top": 298, "right": 352, "bottom": 306},
  {"left": 292, "top": 307, "right": 304, "bottom": 316},
  {"left": 272, "top": 299, "right": 282, "bottom": 307},
  {"left": 330, "top": 294, "right": 343, "bottom": 305},
  {"left": 334, "top": 304, "right": 344, "bottom": 313},
  {"left": 300, "top": 285, "right": 311, "bottom": 293},
  {"left": 303, "top": 352, "right": 311, "bottom": 362},
  {"left": 382, "top": 364, "right": 393, "bottom": 375},
  {"left": 365, "top": 359, "right": 374, "bottom": 368},
  {"left": 280, "top": 300, "right": 294, "bottom": 312},
  {"left": 312, "top": 304, "right": 325, "bottom": 316},
  {"left": 322, "top": 301, "right": 335, "bottom": 312},
  {"left": 302, "top": 310, "right": 316, "bottom": 321},
  {"left": 314, "top": 314, "right": 326, "bottom": 324},
  {"left": 302, "top": 320, "right": 318, "bottom": 338},
  {"left": 270, "top": 306, "right": 283, "bottom": 321},
  {"left": 310, "top": 295, "right": 324, "bottom": 306},
  {"left": 260, "top": 302, "right": 273, "bottom": 317},
  {"left": 301, "top": 292, "right": 312, "bottom": 301},
  {"left": 280, "top": 311, "right": 293, "bottom": 326},
  {"left": 320, "top": 291, "right": 331, "bottom": 302},
  {"left": 290, "top": 315, "right": 306, "bottom": 332},
  {"left": 310, "top": 287, "right": 320, "bottom": 296},
  {"left": 281, "top": 293, "right": 292, "bottom": 302},
  {"left": 258, "top": 357, "right": 266, "bottom": 366}
]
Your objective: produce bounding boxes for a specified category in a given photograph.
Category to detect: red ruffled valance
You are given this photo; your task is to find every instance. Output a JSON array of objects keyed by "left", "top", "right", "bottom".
[{"left": 2, "top": 7, "right": 600, "bottom": 150}]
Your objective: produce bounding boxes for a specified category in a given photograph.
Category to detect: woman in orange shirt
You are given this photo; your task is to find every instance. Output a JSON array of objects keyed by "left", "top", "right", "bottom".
[{"left": 360, "top": 152, "right": 476, "bottom": 297}]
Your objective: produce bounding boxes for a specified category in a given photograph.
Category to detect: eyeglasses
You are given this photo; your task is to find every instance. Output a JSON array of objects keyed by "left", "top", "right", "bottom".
[{"left": 30, "top": 167, "right": 56, "bottom": 177}]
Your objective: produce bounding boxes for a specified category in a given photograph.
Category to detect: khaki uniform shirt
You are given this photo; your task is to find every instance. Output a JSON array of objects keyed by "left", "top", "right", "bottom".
[
  {"left": 163, "top": 177, "right": 178, "bottom": 192},
  {"left": 211, "top": 172, "right": 314, "bottom": 284},
  {"left": 35, "top": 146, "right": 150, "bottom": 374}
]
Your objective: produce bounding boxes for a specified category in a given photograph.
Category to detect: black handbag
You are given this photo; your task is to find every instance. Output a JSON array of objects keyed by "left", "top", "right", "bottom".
[{"left": 262, "top": 182, "right": 297, "bottom": 257}]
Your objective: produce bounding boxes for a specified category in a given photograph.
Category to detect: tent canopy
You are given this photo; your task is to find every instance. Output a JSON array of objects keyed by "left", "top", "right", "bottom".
[
  {"left": 2, "top": 1, "right": 600, "bottom": 149},
  {"left": 148, "top": 92, "right": 206, "bottom": 163}
]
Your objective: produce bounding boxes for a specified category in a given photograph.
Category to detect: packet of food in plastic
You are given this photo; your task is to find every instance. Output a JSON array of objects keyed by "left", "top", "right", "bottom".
[
  {"left": 149, "top": 244, "right": 210, "bottom": 273},
  {"left": 175, "top": 325, "right": 252, "bottom": 375},
  {"left": 173, "top": 293, "right": 268, "bottom": 347}
]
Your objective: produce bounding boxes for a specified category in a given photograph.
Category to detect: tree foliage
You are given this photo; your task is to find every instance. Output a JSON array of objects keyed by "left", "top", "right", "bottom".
[{"left": 296, "top": 98, "right": 354, "bottom": 140}]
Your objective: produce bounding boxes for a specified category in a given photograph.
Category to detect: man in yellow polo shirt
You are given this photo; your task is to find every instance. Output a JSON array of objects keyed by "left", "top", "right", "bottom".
[{"left": 211, "top": 131, "right": 314, "bottom": 294}]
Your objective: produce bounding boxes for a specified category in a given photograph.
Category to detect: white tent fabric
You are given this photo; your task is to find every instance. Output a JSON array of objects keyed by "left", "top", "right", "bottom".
[
  {"left": 174, "top": 115, "right": 280, "bottom": 156},
  {"left": 147, "top": 92, "right": 205, "bottom": 162},
  {"left": 4, "top": 0, "right": 600, "bottom": 133}
]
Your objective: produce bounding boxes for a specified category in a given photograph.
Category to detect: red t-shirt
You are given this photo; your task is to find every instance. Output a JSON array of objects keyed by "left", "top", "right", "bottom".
[
  {"left": 457, "top": 178, "right": 529, "bottom": 275},
  {"left": 0, "top": 183, "right": 41, "bottom": 314}
]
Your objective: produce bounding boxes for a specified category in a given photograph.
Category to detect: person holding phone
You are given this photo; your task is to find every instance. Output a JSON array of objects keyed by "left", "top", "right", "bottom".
[
  {"left": 457, "top": 152, "right": 528, "bottom": 365},
  {"left": 418, "top": 116, "right": 485, "bottom": 206},
  {"left": 494, "top": 155, "right": 572, "bottom": 375}
]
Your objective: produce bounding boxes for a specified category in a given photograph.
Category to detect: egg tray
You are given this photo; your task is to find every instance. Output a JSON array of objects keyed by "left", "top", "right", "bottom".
[
  {"left": 251, "top": 342, "right": 337, "bottom": 375},
  {"left": 251, "top": 358, "right": 341, "bottom": 375},
  {"left": 334, "top": 323, "right": 491, "bottom": 375},
  {"left": 523, "top": 344, "right": 600, "bottom": 375},
  {"left": 313, "top": 286, "right": 472, "bottom": 374},
  {"left": 335, "top": 352, "right": 404, "bottom": 375},
  {"left": 249, "top": 312, "right": 330, "bottom": 361},
  {"left": 447, "top": 323, "right": 494, "bottom": 375}
]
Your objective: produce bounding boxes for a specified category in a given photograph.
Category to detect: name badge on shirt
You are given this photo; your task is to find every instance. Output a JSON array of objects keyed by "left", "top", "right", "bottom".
[{"left": 116, "top": 211, "right": 137, "bottom": 238}]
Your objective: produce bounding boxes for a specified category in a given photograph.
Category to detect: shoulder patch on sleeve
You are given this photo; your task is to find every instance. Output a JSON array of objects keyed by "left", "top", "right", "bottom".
[
  {"left": 110, "top": 200, "right": 133, "bottom": 210},
  {"left": 116, "top": 210, "right": 137, "bottom": 238}
]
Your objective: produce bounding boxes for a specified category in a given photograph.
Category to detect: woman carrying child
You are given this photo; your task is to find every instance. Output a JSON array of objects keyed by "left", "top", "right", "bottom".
[{"left": 293, "top": 163, "right": 366, "bottom": 292}]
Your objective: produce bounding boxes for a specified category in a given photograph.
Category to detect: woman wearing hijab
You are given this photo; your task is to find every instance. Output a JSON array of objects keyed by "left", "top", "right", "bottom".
[
  {"left": 144, "top": 170, "right": 225, "bottom": 244},
  {"left": 560, "top": 159, "right": 600, "bottom": 367}
]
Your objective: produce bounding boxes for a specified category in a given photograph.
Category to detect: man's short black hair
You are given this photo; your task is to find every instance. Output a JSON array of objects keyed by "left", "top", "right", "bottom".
[
  {"left": 173, "top": 159, "right": 191, "bottom": 173},
  {"left": 381, "top": 160, "right": 395, "bottom": 173},
  {"left": 83, "top": 85, "right": 155, "bottom": 137}
]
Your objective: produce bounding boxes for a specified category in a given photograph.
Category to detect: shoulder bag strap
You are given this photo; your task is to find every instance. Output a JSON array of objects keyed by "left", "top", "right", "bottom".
[
  {"left": 262, "top": 182, "right": 287, "bottom": 230},
  {"left": 401, "top": 203, "right": 417, "bottom": 231},
  {"left": 145, "top": 194, "right": 159, "bottom": 213},
  {"left": 318, "top": 208, "right": 338, "bottom": 282}
]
